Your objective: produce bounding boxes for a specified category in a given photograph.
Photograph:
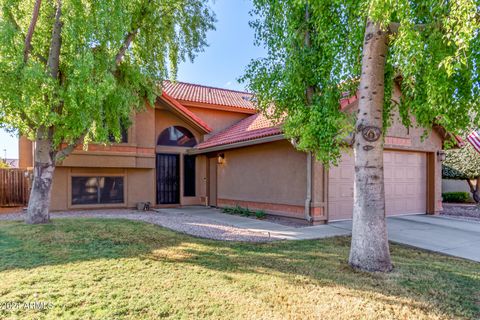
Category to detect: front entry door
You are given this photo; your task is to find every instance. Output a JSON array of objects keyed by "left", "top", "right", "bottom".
[{"left": 156, "top": 154, "right": 180, "bottom": 204}]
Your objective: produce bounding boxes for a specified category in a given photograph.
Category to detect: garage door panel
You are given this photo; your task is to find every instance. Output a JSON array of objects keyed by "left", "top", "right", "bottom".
[{"left": 328, "top": 151, "right": 427, "bottom": 221}]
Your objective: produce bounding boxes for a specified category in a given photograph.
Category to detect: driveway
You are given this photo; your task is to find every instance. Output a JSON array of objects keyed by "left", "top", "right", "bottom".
[{"left": 331, "top": 215, "right": 480, "bottom": 262}]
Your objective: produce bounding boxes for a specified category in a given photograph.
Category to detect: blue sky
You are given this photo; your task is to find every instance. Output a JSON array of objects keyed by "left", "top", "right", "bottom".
[{"left": 0, "top": 0, "right": 264, "bottom": 159}]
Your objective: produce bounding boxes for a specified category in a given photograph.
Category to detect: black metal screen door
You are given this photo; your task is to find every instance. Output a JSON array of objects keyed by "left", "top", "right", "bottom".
[{"left": 156, "top": 154, "right": 180, "bottom": 204}]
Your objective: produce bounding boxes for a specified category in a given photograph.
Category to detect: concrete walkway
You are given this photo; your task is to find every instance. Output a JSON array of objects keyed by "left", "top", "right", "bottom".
[
  {"left": 159, "top": 207, "right": 480, "bottom": 262},
  {"left": 155, "top": 207, "right": 351, "bottom": 240}
]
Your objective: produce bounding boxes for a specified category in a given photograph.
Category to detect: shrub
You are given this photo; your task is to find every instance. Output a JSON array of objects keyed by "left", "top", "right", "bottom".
[
  {"left": 255, "top": 210, "right": 266, "bottom": 219},
  {"left": 442, "top": 192, "right": 470, "bottom": 203},
  {"left": 0, "top": 161, "right": 10, "bottom": 168},
  {"left": 221, "top": 206, "right": 266, "bottom": 219}
]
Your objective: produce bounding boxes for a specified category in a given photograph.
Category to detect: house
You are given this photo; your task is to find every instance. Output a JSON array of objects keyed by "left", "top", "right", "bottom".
[
  {"left": 2, "top": 159, "right": 18, "bottom": 168},
  {"left": 18, "top": 81, "right": 444, "bottom": 224}
]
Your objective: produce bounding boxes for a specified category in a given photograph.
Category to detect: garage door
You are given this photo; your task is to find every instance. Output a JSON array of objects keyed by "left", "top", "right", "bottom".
[{"left": 328, "top": 151, "right": 427, "bottom": 221}]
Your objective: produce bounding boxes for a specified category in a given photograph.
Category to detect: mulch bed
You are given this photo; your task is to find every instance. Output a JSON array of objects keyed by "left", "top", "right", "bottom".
[{"left": 441, "top": 203, "right": 480, "bottom": 222}]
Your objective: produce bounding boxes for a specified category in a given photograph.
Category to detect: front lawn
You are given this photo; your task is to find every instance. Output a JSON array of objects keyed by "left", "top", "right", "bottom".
[{"left": 0, "top": 219, "right": 478, "bottom": 319}]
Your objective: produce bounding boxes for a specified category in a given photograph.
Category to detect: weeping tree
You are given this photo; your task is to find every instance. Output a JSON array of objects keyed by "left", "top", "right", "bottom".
[
  {"left": 242, "top": 0, "right": 480, "bottom": 272},
  {"left": 0, "top": 0, "right": 215, "bottom": 224},
  {"left": 443, "top": 144, "right": 480, "bottom": 203}
]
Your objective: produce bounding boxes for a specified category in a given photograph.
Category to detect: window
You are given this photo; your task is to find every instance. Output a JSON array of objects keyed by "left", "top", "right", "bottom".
[
  {"left": 157, "top": 126, "right": 196, "bottom": 147},
  {"left": 109, "top": 124, "right": 129, "bottom": 143},
  {"left": 184, "top": 155, "right": 196, "bottom": 197},
  {"left": 72, "top": 176, "right": 124, "bottom": 205}
]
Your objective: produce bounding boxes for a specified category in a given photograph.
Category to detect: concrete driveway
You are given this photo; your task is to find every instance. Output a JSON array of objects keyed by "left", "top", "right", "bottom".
[{"left": 331, "top": 215, "right": 480, "bottom": 262}]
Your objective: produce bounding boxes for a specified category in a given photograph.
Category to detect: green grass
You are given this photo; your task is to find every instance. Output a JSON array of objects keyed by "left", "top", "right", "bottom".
[{"left": 0, "top": 219, "right": 478, "bottom": 320}]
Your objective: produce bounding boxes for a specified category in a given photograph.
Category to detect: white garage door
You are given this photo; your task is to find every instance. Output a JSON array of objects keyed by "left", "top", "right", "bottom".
[{"left": 328, "top": 151, "right": 427, "bottom": 221}]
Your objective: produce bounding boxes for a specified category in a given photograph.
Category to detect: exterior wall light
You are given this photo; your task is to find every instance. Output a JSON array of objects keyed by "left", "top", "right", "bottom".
[
  {"left": 437, "top": 150, "right": 446, "bottom": 162},
  {"left": 217, "top": 153, "right": 225, "bottom": 165}
]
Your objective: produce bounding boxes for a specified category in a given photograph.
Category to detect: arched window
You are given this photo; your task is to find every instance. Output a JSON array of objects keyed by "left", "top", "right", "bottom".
[{"left": 157, "top": 126, "right": 197, "bottom": 147}]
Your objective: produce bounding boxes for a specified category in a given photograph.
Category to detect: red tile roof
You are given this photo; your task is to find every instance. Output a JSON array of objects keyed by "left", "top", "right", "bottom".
[
  {"left": 161, "top": 92, "right": 213, "bottom": 133},
  {"left": 162, "top": 81, "right": 256, "bottom": 111},
  {"left": 197, "top": 113, "right": 282, "bottom": 150}
]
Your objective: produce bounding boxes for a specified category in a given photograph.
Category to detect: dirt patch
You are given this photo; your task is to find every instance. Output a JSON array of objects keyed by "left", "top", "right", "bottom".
[{"left": 441, "top": 203, "right": 480, "bottom": 222}]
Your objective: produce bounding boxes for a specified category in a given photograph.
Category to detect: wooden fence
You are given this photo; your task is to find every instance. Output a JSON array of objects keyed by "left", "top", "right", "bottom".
[{"left": 0, "top": 169, "right": 32, "bottom": 207}]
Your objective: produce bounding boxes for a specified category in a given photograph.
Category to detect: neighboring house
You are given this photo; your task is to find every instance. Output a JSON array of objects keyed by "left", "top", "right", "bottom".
[
  {"left": 442, "top": 179, "right": 473, "bottom": 200},
  {"left": 1, "top": 159, "right": 19, "bottom": 168},
  {"left": 19, "top": 81, "right": 445, "bottom": 224}
]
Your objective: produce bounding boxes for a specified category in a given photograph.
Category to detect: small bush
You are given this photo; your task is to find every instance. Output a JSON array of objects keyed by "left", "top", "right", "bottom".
[
  {"left": 0, "top": 161, "right": 10, "bottom": 169},
  {"left": 442, "top": 192, "right": 470, "bottom": 203},
  {"left": 222, "top": 206, "right": 266, "bottom": 219},
  {"left": 255, "top": 210, "right": 266, "bottom": 219}
]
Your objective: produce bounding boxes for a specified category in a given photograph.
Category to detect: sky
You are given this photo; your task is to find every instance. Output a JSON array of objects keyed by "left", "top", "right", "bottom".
[{"left": 0, "top": 0, "right": 265, "bottom": 160}]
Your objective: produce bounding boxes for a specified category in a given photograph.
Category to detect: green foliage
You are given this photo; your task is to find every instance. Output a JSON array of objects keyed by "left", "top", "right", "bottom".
[
  {"left": 222, "top": 205, "right": 267, "bottom": 219},
  {"left": 0, "top": 0, "right": 215, "bottom": 149},
  {"left": 241, "top": 0, "right": 480, "bottom": 165},
  {"left": 443, "top": 144, "right": 480, "bottom": 180},
  {"left": 254, "top": 210, "right": 266, "bottom": 219},
  {"left": 0, "top": 161, "right": 10, "bottom": 168},
  {"left": 442, "top": 192, "right": 471, "bottom": 203}
]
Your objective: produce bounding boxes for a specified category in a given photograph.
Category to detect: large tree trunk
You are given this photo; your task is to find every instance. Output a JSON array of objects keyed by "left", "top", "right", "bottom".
[
  {"left": 26, "top": 129, "right": 55, "bottom": 224},
  {"left": 25, "top": 0, "right": 63, "bottom": 224},
  {"left": 349, "top": 20, "right": 393, "bottom": 272}
]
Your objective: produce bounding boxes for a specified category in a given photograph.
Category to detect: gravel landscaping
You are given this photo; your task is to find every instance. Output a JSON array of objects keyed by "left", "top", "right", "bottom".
[
  {"left": 441, "top": 203, "right": 480, "bottom": 222},
  {"left": 0, "top": 208, "right": 274, "bottom": 242}
]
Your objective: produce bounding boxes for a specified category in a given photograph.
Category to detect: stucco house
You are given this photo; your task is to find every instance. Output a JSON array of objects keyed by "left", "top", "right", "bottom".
[{"left": 18, "top": 81, "right": 445, "bottom": 224}]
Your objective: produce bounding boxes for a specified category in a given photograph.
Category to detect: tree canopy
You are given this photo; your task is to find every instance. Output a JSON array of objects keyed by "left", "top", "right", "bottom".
[
  {"left": 443, "top": 144, "right": 480, "bottom": 180},
  {"left": 241, "top": 0, "right": 480, "bottom": 165},
  {"left": 0, "top": 0, "right": 215, "bottom": 150}
]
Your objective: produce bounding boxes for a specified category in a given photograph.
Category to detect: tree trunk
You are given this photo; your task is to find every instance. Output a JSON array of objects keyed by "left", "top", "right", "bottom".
[
  {"left": 467, "top": 178, "right": 480, "bottom": 203},
  {"left": 348, "top": 20, "right": 393, "bottom": 272},
  {"left": 26, "top": 129, "right": 55, "bottom": 224}
]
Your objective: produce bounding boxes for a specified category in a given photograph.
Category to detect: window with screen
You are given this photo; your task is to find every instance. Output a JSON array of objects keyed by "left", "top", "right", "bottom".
[
  {"left": 183, "top": 155, "right": 196, "bottom": 197},
  {"left": 72, "top": 176, "right": 124, "bottom": 205}
]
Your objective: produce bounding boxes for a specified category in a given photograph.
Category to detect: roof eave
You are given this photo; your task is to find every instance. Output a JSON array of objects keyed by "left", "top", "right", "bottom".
[
  {"left": 159, "top": 93, "right": 213, "bottom": 134},
  {"left": 178, "top": 100, "right": 257, "bottom": 115},
  {"left": 187, "top": 134, "right": 285, "bottom": 155}
]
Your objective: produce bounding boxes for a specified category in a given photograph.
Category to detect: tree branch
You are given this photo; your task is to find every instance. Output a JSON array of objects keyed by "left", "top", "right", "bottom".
[
  {"left": 115, "top": 30, "right": 138, "bottom": 65},
  {"left": 6, "top": 5, "right": 47, "bottom": 64},
  {"left": 304, "top": 2, "right": 314, "bottom": 106},
  {"left": 113, "top": 0, "right": 152, "bottom": 66},
  {"left": 55, "top": 134, "right": 85, "bottom": 163},
  {"left": 18, "top": 109, "right": 36, "bottom": 130},
  {"left": 466, "top": 178, "right": 476, "bottom": 193},
  {"left": 24, "top": 0, "right": 42, "bottom": 63},
  {"left": 47, "top": 0, "right": 63, "bottom": 79}
]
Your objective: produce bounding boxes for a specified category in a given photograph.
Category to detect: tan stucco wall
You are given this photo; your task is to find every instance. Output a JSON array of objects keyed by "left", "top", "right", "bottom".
[
  {"left": 51, "top": 167, "right": 69, "bottom": 211},
  {"left": 186, "top": 106, "right": 249, "bottom": 135},
  {"left": 126, "top": 168, "right": 156, "bottom": 207},
  {"left": 135, "top": 104, "right": 156, "bottom": 148},
  {"left": 18, "top": 136, "right": 34, "bottom": 168},
  {"left": 49, "top": 167, "right": 155, "bottom": 211},
  {"left": 216, "top": 140, "right": 308, "bottom": 217},
  {"left": 155, "top": 108, "right": 203, "bottom": 145}
]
